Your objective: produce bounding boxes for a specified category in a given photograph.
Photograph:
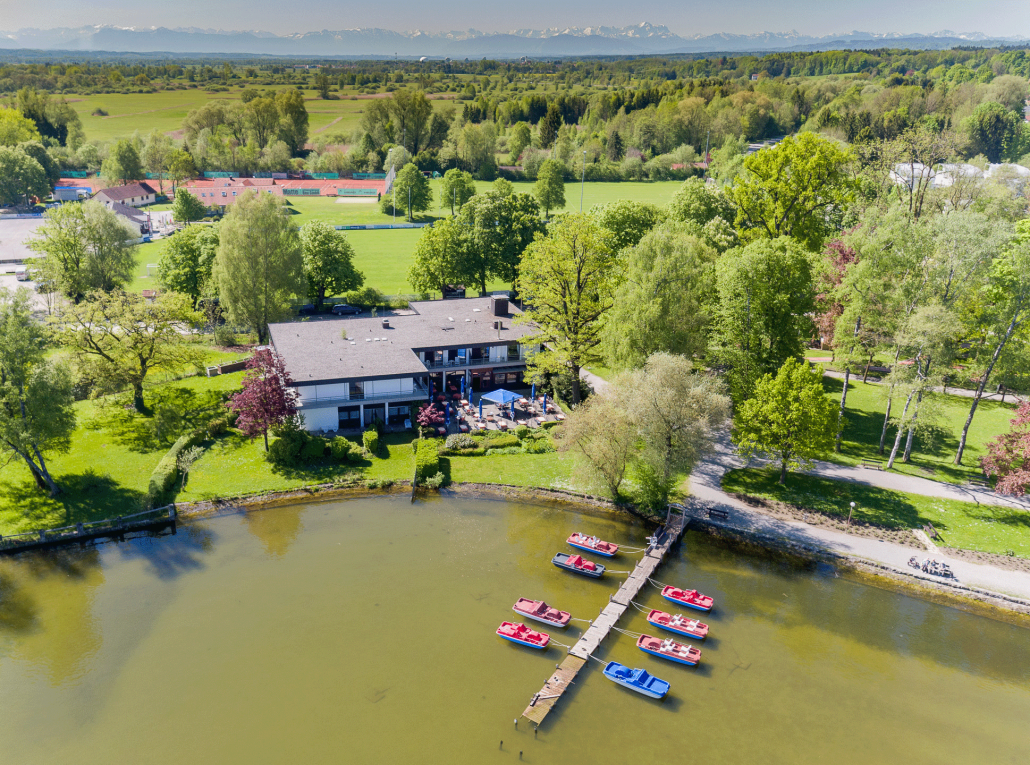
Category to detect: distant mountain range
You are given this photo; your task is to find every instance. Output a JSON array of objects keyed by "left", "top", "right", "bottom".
[{"left": 1, "top": 23, "right": 1028, "bottom": 58}]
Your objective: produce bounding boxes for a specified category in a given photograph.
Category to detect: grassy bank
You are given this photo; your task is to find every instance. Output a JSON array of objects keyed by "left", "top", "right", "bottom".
[
  {"left": 824, "top": 377, "right": 1015, "bottom": 485},
  {"left": 723, "top": 467, "right": 1030, "bottom": 558}
]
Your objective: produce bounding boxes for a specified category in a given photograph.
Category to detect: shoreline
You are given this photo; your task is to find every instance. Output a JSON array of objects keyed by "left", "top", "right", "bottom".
[{"left": 169, "top": 480, "right": 1030, "bottom": 625}]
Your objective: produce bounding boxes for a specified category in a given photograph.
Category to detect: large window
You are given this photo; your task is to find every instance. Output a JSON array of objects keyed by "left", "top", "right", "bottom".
[{"left": 350, "top": 381, "right": 364, "bottom": 400}]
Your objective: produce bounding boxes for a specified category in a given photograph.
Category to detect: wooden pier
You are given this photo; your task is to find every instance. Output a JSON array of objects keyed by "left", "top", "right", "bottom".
[{"left": 521, "top": 510, "right": 688, "bottom": 726}]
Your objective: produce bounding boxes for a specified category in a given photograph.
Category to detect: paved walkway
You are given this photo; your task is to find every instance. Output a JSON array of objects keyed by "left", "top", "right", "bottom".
[
  {"left": 822, "top": 368, "right": 1025, "bottom": 404},
  {"left": 579, "top": 368, "right": 608, "bottom": 394},
  {"left": 689, "top": 436, "right": 1030, "bottom": 602}
]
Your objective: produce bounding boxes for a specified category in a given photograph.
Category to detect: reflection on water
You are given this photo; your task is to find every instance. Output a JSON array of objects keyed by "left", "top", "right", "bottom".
[{"left": 0, "top": 495, "right": 1027, "bottom": 765}]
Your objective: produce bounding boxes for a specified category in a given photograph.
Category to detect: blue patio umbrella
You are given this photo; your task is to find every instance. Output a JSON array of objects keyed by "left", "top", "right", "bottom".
[
  {"left": 542, "top": 393, "right": 548, "bottom": 416},
  {"left": 479, "top": 397, "right": 483, "bottom": 419},
  {"left": 446, "top": 402, "right": 451, "bottom": 425},
  {"left": 461, "top": 375, "right": 466, "bottom": 397},
  {"left": 429, "top": 379, "right": 434, "bottom": 402},
  {"left": 531, "top": 382, "right": 536, "bottom": 400}
]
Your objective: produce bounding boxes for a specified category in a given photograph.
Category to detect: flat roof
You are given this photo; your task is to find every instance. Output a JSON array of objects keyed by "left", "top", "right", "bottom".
[{"left": 268, "top": 297, "right": 533, "bottom": 385}]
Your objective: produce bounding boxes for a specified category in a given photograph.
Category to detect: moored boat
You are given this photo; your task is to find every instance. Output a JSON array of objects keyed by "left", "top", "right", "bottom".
[
  {"left": 661, "top": 585, "right": 714, "bottom": 612},
  {"left": 646, "top": 609, "right": 709, "bottom": 640},
  {"left": 636, "top": 634, "right": 701, "bottom": 666},
  {"left": 512, "top": 598, "right": 571, "bottom": 628},
  {"left": 552, "top": 552, "right": 605, "bottom": 578},
  {"left": 602, "top": 661, "right": 670, "bottom": 699},
  {"left": 567, "top": 532, "right": 619, "bottom": 557},
  {"left": 496, "top": 621, "right": 550, "bottom": 649}
]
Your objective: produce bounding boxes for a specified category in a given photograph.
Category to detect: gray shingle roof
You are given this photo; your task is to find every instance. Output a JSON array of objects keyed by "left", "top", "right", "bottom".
[
  {"left": 268, "top": 297, "right": 533, "bottom": 385},
  {"left": 94, "top": 182, "right": 156, "bottom": 202}
]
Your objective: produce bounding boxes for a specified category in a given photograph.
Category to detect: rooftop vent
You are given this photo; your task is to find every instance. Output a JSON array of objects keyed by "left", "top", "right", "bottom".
[
  {"left": 491, "top": 296, "right": 508, "bottom": 317},
  {"left": 382, "top": 319, "right": 390, "bottom": 329}
]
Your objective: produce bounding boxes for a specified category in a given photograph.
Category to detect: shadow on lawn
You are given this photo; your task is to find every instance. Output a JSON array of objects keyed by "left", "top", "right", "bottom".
[
  {"left": 0, "top": 469, "right": 147, "bottom": 534},
  {"left": 86, "top": 387, "right": 228, "bottom": 454}
]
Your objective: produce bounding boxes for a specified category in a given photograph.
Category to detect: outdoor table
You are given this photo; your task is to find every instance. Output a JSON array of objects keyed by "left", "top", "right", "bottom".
[
  {"left": 436, "top": 394, "right": 446, "bottom": 402},
  {"left": 452, "top": 393, "right": 461, "bottom": 400},
  {"left": 460, "top": 399, "right": 469, "bottom": 406},
  {"left": 437, "top": 426, "right": 447, "bottom": 435},
  {"left": 476, "top": 421, "right": 487, "bottom": 430},
  {"left": 555, "top": 414, "right": 566, "bottom": 421},
  {"left": 518, "top": 398, "right": 529, "bottom": 406},
  {"left": 497, "top": 421, "right": 509, "bottom": 431},
  {"left": 458, "top": 422, "right": 470, "bottom": 433}
]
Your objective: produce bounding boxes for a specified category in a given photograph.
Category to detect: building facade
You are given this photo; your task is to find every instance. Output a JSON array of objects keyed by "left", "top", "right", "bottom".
[
  {"left": 93, "top": 182, "right": 158, "bottom": 208},
  {"left": 268, "top": 296, "right": 537, "bottom": 432}
]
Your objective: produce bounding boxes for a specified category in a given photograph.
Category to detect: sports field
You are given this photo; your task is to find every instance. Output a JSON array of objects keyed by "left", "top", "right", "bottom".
[{"left": 132, "top": 180, "right": 684, "bottom": 296}]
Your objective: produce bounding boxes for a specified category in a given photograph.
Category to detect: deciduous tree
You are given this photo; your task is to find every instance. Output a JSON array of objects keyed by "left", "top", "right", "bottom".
[
  {"left": 408, "top": 217, "right": 466, "bottom": 296},
  {"left": 591, "top": 200, "right": 665, "bottom": 251},
  {"left": 0, "top": 288, "right": 75, "bottom": 496},
  {"left": 300, "top": 221, "right": 364, "bottom": 311},
  {"left": 55, "top": 291, "right": 202, "bottom": 412},
  {"left": 213, "top": 191, "right": 305, "bottom": 344},
  {"left": 982, "top": 402, "right": 1030, "bottom": 496},
  {"left": 158, "top": 225, "right": 219, "bottom": 307},
  {"left": 534, "top": 159, "right": 565, "bottom": 218},
  {"left": 172, "top": 188, "right": 206, "bottom": 225},
  {"left": 557, "top": 389, "right": 636, "bottom": 500},
  {"left": 28, "top": 200, "right": 138, "bottom": 302},
  {"left": 667, "top": 177, "right": 735, "bottom": 228},
  {"left": 733, "top": 357, "right": 837, "bottom": 484},
  {"left": 101, "top": 138, "right": 144, "bottom": 185},
  {"left": 516, "top": 214, "right": 618, "bottom": 405},
  {"left": 228, "top": 349, "right": 299, "bottom": 451},
  {"left": 384, "top": 163, "right": 433, "bottom": 221},
  {"left": 0, "top": 146, "right": 48, "bottom": 205},
  {"left": 441, "top": 168, "right": 477, "bottom": 214}
]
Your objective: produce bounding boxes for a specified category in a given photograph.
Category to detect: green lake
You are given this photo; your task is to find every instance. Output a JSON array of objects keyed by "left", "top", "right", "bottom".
[{"left": 0, "top": 494, "right": 1027, "bottom": 764}]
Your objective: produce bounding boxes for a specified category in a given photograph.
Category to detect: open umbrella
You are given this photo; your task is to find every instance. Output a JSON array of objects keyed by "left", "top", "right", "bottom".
[
  {"left": 461, "top": 375, "right": 466, "bottom": 397},
  {"left": 531, "top": 383, "right": 536, "bottom": 400},
  {"left": 446, "top": 402, "right": 450, "bottom": 425},
  {"left": 479, "top": 397, "right": 483, "bottom": 419},
  {"left": 542, "top": 393, "right": 548, "bottom": 417}
]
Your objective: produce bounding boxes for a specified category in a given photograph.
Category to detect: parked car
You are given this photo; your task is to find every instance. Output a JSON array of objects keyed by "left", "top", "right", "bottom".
[
  {"left": 331, "top": 303, "right": 362, "bottom": 315},
  {"left": 296, "top": 304, "right": 317, "bottom": 315}
]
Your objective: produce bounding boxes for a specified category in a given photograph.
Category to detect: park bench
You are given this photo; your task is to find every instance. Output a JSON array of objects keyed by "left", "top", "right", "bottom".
[
  {"left": 708, "top": 508, "right": 730, "bottom": 521},
  {"left": 922, "top": 522, "right": 939, "bottom": 540},
  {"left": 859, "top": 461, "right": 883, "bottom": 471}
]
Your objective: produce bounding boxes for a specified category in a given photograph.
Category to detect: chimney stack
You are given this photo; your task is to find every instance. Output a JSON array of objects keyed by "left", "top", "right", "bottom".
[{"left": 491, "top": 296, "right": 508, "bottom": 317}]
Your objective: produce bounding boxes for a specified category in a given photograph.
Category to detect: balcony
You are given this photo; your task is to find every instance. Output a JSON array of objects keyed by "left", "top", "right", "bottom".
[
  {"left": 423, "top": 354, "right": 525, "bottom": 369},
  {"left": 297, "top": 381, "right": 429, "bottom": 408}
]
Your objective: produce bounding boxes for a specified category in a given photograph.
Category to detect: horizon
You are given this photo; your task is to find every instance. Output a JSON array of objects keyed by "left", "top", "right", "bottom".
[{"left": 2, "top": 1, "right": 1029, "bottom": 39}]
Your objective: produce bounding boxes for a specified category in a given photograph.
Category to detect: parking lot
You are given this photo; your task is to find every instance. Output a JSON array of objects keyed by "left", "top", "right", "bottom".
[{"left": 0, "top": 217, "right": 43, "bottom": 263}]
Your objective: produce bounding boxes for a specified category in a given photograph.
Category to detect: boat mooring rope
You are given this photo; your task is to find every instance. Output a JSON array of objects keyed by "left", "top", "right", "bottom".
[
  {"left": 606, "top": 570, "right": 633, "bottom": 575},
  {"left": 569, "top": 617, "right": 593, "bottom": 623},
  {"left": 550, "top": 639, "right": 573, "bottom": 650},
  {"left": 613, "top": 627, "right": 644, "bottom": 639},
  {"left": 586, "top": 653, "right": 608, "bottom": 666},
  {"left": 628, "top": 600, "right": 652, "bottom": 614},
  {"left": 617, "top": 545, "right": 647, "bottom": 553},
  {"left": 647, "top": 577, "right": 672, "bottom": 590}
]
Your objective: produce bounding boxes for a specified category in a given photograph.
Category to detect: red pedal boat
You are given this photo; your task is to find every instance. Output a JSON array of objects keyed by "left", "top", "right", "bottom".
[
  {"left": 512, "top": 598, "right": 571, "bottom": 628},
  {"left": 636, "top": 634, "right": 701, "bottom": 666},
  {"left": 661, "top": 585, "right": 714, "bottom": 612},
  {"left": 567, "top": 532, "right": 619, "bottom": 557},
  {"left": 496, "top": 621, "right": 550, "bottom": 649},
  {"left": 647, "top": 609, "right": 709, "bottom": 640}
]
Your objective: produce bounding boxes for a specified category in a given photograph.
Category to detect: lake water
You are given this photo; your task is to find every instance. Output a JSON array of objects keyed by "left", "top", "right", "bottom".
[{"left": 0, "top": 494, "right": 1027, "bottom": 764}]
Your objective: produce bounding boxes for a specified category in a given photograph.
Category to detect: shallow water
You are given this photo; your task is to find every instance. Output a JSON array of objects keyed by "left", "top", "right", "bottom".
[{"left": 0, "top": 494, "right": 1027, "bottom": 764}]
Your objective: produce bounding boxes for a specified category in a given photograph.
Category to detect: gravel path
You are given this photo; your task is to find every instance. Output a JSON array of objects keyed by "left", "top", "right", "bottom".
[{"left": 689, "top": 435, "right": 1030, "bottom": 602}]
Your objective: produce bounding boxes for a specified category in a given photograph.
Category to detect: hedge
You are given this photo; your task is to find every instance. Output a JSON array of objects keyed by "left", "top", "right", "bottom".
[
  {"left": 415, "top": 439, "right": 441, "bottom": 483},
  {"left": 147, "top": 429, "right": 205, "bottom": 501},
  {"left": 302, "top": 436, "right": 328, "bottom": 461},
  {"left": 482, "top": 432, "right": 519, "bottom": 449}
]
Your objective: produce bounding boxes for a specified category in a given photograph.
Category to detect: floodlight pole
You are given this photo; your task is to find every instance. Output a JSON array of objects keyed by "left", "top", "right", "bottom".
[{"left": 580, "top": 151, "right": 586, "bottom": 212}]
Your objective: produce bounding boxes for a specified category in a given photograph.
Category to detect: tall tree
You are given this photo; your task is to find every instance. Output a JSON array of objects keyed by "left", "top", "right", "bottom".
[
  {"left": 534, "top": 159, "right": 565, "bottom": 218},
  {"left": 213, "top": 191, "right": 305, "bottom": 344},
  {"left": 388, "top": 88, "right": 435, "bottom": 155},
  {"left": 55, "top": 291, "right": 202, "bottom": 412},
  {"left": 0, "top": 146, "right": 48, "bottom": 206},
  {"left": 101, "top": 138, "right": 144, "bottom": 185},
  {"left": 516, "top": 214, "right": 618, "bottom": 405},
  {"left": 228, "top": 349, "right": 299, "bottom": 452},
  {"left": 709, "top": 236, "right": 816, "bottom": 401},
  {"left": 0, "top": 288, "right": 75, "bottom": 497},
  {"left": 456, "top": 190, "right": 543, "bottom": 293},
  {"left": 729, "top": 132, "right": 856, "bottom": 251},
  {"left": 734, "top": 357, "right": 837, "bottom": 484},
  {"left": 621, "top": 353, "right": 731, "bottom": 508},
  {"left": 408, "top": 217, "right": 466, "bottom": 296},
  {"left": 557, "top": 387, "right": 637, "bottom": 500},
  {"left": 166, "top": 148, "right": 197, "bottom": 194},
  {"left": 0, "top": 107, "right": 42, "bottom": 146},
  {"left": 591, "top": 200, "right": 665, "bottom": 251},
  {"left": 141, "top": 129, "right": 173, "bottom": 193},
  {"left": 441, "top": 168, "right": 477, "bottom": 214},
  {"left": 245, "top": 97, "right": 280, "bottom": 150},
  {"left": 385, "top": 163, "right": 433, "bottom": 221},
  {"left": 604, "top": 223, "right": 717, "bottom": 370},
  {"left": 667, "top": 177, "right": 735, "bottom": 228},
  {"left": 300, "top": 222, "right": 364, "bottom": 311},
  {"left": 274, "top": 89, "right": 309, "bottom": 155},
  {"left": 28, "top": 200, "right": 138, "bottom": 302},
  {"left": 964, "top": 101, "right": 1024, "bottom": 163},
  {"left": 538, "top": 103, "right": 562, "bottom": 149},
  {"left": 16, "top": 141, "right": 59, "bottom": 191},
  {"left": 955, "top": 221, "right": 1030, "bottom": 464},
  {"left": 158, "top": 225, "right": 220, "bottom": 307},
  {"left": 508, "top": 121, "right": 532, "bottom": 164},
  {"left": 172, "top": 188, "right": 206, "bottom": 225}
]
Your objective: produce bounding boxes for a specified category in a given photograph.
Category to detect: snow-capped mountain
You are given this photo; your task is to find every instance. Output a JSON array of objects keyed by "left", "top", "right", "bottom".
[{"left": 0, "top": 24, "right": 1026, "bottom": 57}]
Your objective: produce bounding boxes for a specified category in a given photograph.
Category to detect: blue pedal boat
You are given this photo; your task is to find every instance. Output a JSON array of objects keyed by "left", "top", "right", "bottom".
[
  {"left": 552, "top": 552, "right": 605, "bottom": 578},
  {"left": 603, "top": 662, "right": 670, "bottom": 699}
]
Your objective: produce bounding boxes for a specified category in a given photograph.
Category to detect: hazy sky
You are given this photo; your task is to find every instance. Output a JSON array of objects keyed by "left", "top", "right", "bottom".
[{"left": 4, "top": 0, "right": 1030, "bottom": 37}]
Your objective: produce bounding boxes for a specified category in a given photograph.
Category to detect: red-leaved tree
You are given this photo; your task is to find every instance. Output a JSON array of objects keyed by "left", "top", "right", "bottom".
[
  {"left": 416, "top": 403, "right": 443, "bottom": 438},
  {"left": 814, "top": 237, "right": 859, "bottom": 346},
  {"left": 228, "top": 349, "right": 299, "bottom": 451},
  {"left": 981, "top": 402, "right": 1030, "bottom": 496}
]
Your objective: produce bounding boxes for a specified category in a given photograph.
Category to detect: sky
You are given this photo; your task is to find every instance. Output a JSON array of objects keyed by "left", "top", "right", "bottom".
[{"left": 2, "top": 0, "right": 1029, "bottom": 37}]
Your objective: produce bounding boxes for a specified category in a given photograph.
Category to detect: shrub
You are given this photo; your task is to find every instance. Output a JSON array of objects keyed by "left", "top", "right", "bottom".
[
  {"left": 522, "top": 438, "right": 555, "bottom": 454},
  {"left": 482, "top": 432, "right": 519, "bottom": 448},
  {"left": 330, "top": 436, "right": 351, "bottom": 461},
  {"left": 514, "top": 425, "right": 530, "bottom": 440},
  {"left": 226, "top": 409, "right": 240, "bottom": 428},
  {"left": 363, "top": 428, "right": 380, "bottom": 457},
  {"left": 268, "top": 426, "right": 308, "bottom": 466},
  {"left": 457, "top": 446, "right": 487, "bottom": 456},
  {"left": 486, "top": 445, "right": 523, "bottom": 455},
  {"left": 213, "top": 325, "right": 236, "bottom": 347},
  {"left": 146, "top": 429, "right": 204, "bottom": 502},
  {"left": 541, "top": 420, "right": 562, "bottom": 430},
  {"left": 415, "top": 439, "right": 441, "bottom": 483},
  {"left": 423, "top": 471, "right": 446, "bottom": 489},
  {"left": 302, "top": 436, "right": 328, "bottom": 461},
  {"left": 445, "top": 433, "right": 477, "bottom": 450},
  {"left": 366, "top": 478, "right": 395, "bottom": 489},
  {"left": 207, "top": 417, "right": 228, "bottom": 437}
]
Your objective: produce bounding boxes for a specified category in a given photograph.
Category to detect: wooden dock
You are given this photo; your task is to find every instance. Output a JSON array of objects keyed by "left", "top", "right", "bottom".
[{"left": 521, "top": 510, "right": 687, "bottom": 726}]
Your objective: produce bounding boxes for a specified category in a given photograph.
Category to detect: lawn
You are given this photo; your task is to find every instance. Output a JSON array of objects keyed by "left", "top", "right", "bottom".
[
  {"left": 824, "top": 377, "right": 1016, "bottom": 485},
  {"left": 722, "top": 468, "right": 1030, "bottom": 558},
  {"left": 131, "top": 180, "right": 686, "bottom": 298}
]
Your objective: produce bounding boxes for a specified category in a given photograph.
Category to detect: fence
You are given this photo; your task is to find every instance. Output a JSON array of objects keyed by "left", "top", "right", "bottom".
[
  {"left": 283, "top": 188, "right": 321, "bottom": 196},
  {"left": 384, "top": 165, "right": 396, "bottom": 194},
  {"left": 0, "top": 213, "right": 44, "bottom": 219},
  {"left": 59, "top": 170, "right": 90, "bottom": 178},
  {"left": 0, "top": 506, "right": 177, "bottom": 554},
  {"left": 311, "top": 172, "right": 340, "bottom": 180},
  {"left": 337, "top": 188, "right": 378, "bottom": 196},
  {"left": 203, "top": 171, "right": 236, "bottom": 178},
  {"left": 335, "top": 223, "right": 432, "bottom": 230},
  {"left": 145, "top": 172, "right": 171, "bottom": 180},
  {"left": 353, "top": 172, "right": 387, "bottom": 180}
]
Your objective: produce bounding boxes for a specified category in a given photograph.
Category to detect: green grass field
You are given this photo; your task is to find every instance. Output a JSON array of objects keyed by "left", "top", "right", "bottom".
[
  {"left": 825, "top": 377, "right": 1016, "bottom": 485},
  {"left": 722, "top": 468, "right": 1030, "bottom": 558},
  {"left": 133, "top": 180, "right": 685, "bottom": 297},
  {"left": 65, "top": 87, "right": 458, "bottom": 144}
]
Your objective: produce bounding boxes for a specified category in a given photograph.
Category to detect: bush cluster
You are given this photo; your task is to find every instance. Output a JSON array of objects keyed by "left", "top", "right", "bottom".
[
  {"left": 445, "top": 433, "right": 477, "bottom": 450},
  {"left": 147, "top": 429, "right": 205, "bottom": 502},
  {"left": 207, "top": 417, "right": 228, "bottom": 437},
  {"left": 331, "top": 436, "right": 365, "bottom": 463},
  {"left": 363, "top": 428, "right": 380, "bottom": 457}
]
